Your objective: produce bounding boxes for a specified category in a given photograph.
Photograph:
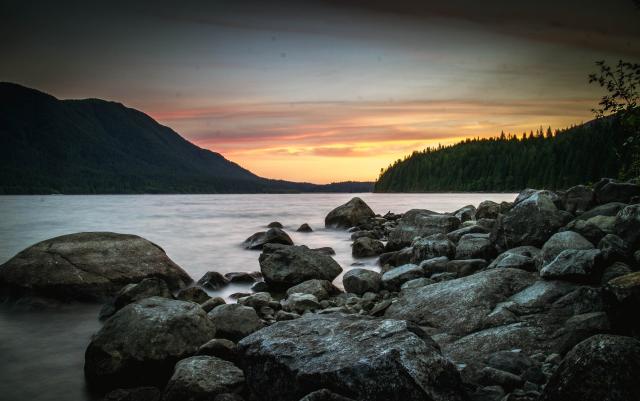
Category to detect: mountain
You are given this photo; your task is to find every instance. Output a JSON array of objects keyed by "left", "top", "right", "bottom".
[
  {"left": 0, "top": 83, "right": 372, "bottom": 194},
  {"left": 375, "top": 117, "right": 628, "bottom": 192}
]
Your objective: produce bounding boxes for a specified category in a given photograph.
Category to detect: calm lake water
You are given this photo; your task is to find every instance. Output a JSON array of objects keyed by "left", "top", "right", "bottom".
[{"left": 0, "top": 193, "right": 516, "bottom": 401}]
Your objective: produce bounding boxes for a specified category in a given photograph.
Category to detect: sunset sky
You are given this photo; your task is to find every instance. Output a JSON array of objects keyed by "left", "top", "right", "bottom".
[{"left": 2, "top": 0, "right": 639, "bottom": 183}]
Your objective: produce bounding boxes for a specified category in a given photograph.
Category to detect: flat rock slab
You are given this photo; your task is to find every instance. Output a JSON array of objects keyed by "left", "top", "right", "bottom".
[{"left": 237, "top": 314, "right": 466, "bottom": 401}]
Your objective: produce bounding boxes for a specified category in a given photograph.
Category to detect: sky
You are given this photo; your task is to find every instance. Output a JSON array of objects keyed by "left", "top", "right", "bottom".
[{"left": 2, "top": 0, "right": 639, "bottom": 183}]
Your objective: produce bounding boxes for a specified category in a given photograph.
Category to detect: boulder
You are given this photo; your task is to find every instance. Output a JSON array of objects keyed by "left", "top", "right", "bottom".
[
  {"left": 614, "top": 204, "right": 640, "bottom": 248},
  {"left": 540, "top": 231, "right": 594, "bottom": 265},
  {"left": 197, "top": 338, "right": 238, "bottom": 362},
  {"left": 560, "top": 219, "right": 606, "bottom": 244},
  {"left": 325, "top": 197, "right": 375, "bottom": 228},
  {"left": 419, "top": 256, "right": 451, "bottom": 277},
  {"left": 237, "top": 292, "right": 273, "bottom": 310},
  {"left": 176, "top": 287, "right": 210, "bottom": 304},
  {"left": 381, "top": 264, "right": 424, "bottom": 290},
  {"left": 401, "top": 277, "right": 435, "bottom": 291},
  {"left": 540, "top": 335, "right": 640, "bottom": 401},
  {"left": 285, "top": 279, "right": 341, "bottom": 301},
  {"left": 578, "top": 201, "right": 627, "bottom": 220},
  {"left": 447, "top": 225, "right": 490, "bottom": 243},
  {"left": 207, "top": 304, "right": 264, "bottom": 342},
  {"left": 237, "top": 314, "right": 466, "bottom": 401},
  {"left": 385, "top": 268, "right": 536, "bottom": 336},
  {"left": 162, "top": 356, "right": 244, "bottom": 401},
  {"left": 197, "top": 271, "right": 229, "bottom": 290},
  {"left": 351, "top": 237, "right": 384, "bottom": 258},
  {"left": 601, "top": 262, "right": 632, "bottom": 285},
  {"left": 297, "top": 223, "right": 313, "bottom": 232},
  {"left": 491, "top": 191, "right": 572, "bottom": 251},
  {"left": 446, "top": 259, "right": 488, "bottom": 277},
  {"left": 259, "top": 244, "right": 342, "bottom": 290},
  {"left": 282, "top": 293, "right": 321, "bottom": 314},
  {"left": 388, "top": 210, "right": 460, "bottom": 248},
  {"left": 476, "top": 201, "right": 501, "bottom": 219},
  {"left": 84, "top": 297, "right": 216, "bottom": 390},
  {"left": 0, "top": 232, "right": 192, "bottom": 301},
  {"left": 540, "top": 249, "right": 604, "bottom": 283},
  {"left": 343, "top": 269, "right": 382, "bottom": 295},
  {"left": 411, "top": 233, "right": 456, "bottom": 263},
  {"left": 268, "top": 222, "right": 284, "bottom": 228},
  {"left": 201, "top": 297, "right": 226, "bottom": 313},
  {"left": 455, "top": 233, "right": 495, "bottom": 260},
  {"left": 298, "top": 389, "right": 355, "bottom": 401},
  {"left": 225, "top": 271, "right": 262, "bottom": 283},
  {"left": 487, "top": 247, "right": 540, "bottom": 272},
  {"left": 595, "top": 180, "right": 640, "bottom": 204},
  {"left": 598, "top": 234, "right": 630, "bottom": 264},
  {"left": 243, "top": 228, "right": 293, "bottom": 250},
  {"left": 378, "top": 248, "right": 413, "bottom": 268},
  {"left": 562, "top": 185, "right": 595, "bottom": 214},
  {"left": 452, "top": 205, "right": 476, "bottom": 223},
  {"left": 102, "top": 277, "right": 173, "bottom": 319}
]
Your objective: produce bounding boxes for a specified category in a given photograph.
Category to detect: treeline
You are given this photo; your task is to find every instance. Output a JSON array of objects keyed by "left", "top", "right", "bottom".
[{"left": 375, "top": 117, "right": 628, "bottom": 192}]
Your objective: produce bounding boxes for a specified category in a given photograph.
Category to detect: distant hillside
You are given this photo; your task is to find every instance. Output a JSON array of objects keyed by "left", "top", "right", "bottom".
[
  {"left": 0, "top": 83, "right": 372, "bottom": 194},
  {"left": 375, "top": 117, "right": 627, "bottom": 192}
]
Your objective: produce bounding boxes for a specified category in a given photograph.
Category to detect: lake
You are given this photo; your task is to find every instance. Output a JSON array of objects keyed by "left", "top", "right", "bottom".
[{"left": 0, "top": 193, "right": 516, "bottom": 401}]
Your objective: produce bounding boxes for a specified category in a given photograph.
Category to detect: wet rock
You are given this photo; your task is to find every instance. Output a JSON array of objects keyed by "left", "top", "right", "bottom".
[
  {"left": 447, "top": 225, "right": 490, "bottom": 243},
  {"left": 540, "top": 335, "right": 640, "bottom": 401},
  {"left": 491, "top": 191, "right": 572, "bottom": 251},
  {"left": 540, "top": 249, "right": 604, "bottom": 283},
  {"left": 101, "top": 277, "right": 173, "bottom": 319},
  {"left": 540, "top": 231, "right": 594, "bottom": 265},
  {"left": 197, "top": 271, "right": 229, "bottom": 290},
  {"left": 594, "top": 180, "right": 640, "bottom": 204},
  {"left": 455, "top": 233, "right": 495, "bottom": 260},
  {"left": 201, "top": 297, "right": 226, "bottom": 313},
  {"left": 381, "top": 263, "right": 424, "bottom": 290},
  {"left": 250, "top": 281, "right": 269, "bottom": 292},
  {"left": 352, "top": 237, "right": 384, "bottom": 258},
  {"left": 342, "top": 268, "right": 382, "bottom": 295},
  {"left": 84, "top": 297, "right": 216, "bottom": 390},
  {"left": 259, "top": 244, "right": 342, "bottom": 290},
  {"left": 268, "top": 222, "right": 283, "bottom": 228},
  {"left": 378, "top": 247, "right": 413, "bottom": 268},
  {"left": 176, "top": 286, "right": 210, "bottom": 304},
  {"left": 237, "top": 314, "right": 466, "bottom": 401},
  {"left": 207, "top": 304, "right": 263, "bottom": 342},
  {"left": 224, "top": 272, "right": 262, "bottom": 284},
  {"left": 196, "top": 339, "right": 237, "bottom": 362},
  {"left": 312, "top": 247, "right": 336, "bottom": 256},
  {"left": 350, "top": 230, "right": 379, "bottom": 240},
  {"left": 162, "top": 356, "right": 244, "bottom": 401},
  {"left": 0, "top": 232, "right": 191, "bottom": 302},
  {"left": 411, "top": 233, "right": 456, "bottom": 263},
  {"left": 286, "top": 279, "right": 341, "bottom": 301},
  {"left": 419, "top": 256, "right": 450, "bottom": 277},
  {"left": 562, "top": 185, "right": 595, "bottom": 214},
  {"left": 297, "top": 223, "right": 313, "bottom": 232},
  {"left": 476, "top": 201, "right": 501, "bottom": 219},
  {"left": 282, "top": 293, "right": 321, "bottom": 314},
  {"left": 486, "top": 350, "right": 533, "bottom": 376},
  {"left": 243, "top": 228, "right": 293, "bottom": 250},
  {"left": 325, "top": 197, "right": 375, "bottom": 228},
  {"left": 388, "top": 210, "right": 460, "bottom": 248}
]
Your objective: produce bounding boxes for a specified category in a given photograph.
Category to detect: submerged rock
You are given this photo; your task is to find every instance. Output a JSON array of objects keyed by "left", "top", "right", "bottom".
[
  {"left": 325, "top": 197, "right": 375, "bottom": 228},
  {"left": 0, "top": 232, "right": 192, "bottom": 302},
  {"left": 297, "top": 223, "right": 313, "bottom": 232},
  {"left": 237, "top": 314, "right": 466, "bottom": 401},
  {"left": 259, "top": 244, "right": 342, "bottom": 290},
  {"left": 84, "top": 297, "right": 216, "bottom": 390},
  {"left": 197, "top": 271, "right": 229, "bottom": 290}
]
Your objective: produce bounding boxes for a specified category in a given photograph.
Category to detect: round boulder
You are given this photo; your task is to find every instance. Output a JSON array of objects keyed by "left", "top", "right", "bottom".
[
  {"left": 343, "top": 268, "right": 382, "bottom": 295},
  {"left": 259, "top": 244, "right": 342, "bottom": 290},
  {"left": 207, "top": 304, "right": 264, "bottom": 342},
  {"left": 325, "top": 197, "right": 375, "bottom": 228},
  {"left": 0, "top": 232, "right": 191, "bottom": 302},
  {"left": 352, "top": 237, "right": 384, "bottom": 258},
  {"left": 84, "top": 297, "right": 216, "bottom": 390},
  {"left": 297, "top": 223, "right": 313, "bottom": 232},
  {"left": 243, "top": 228, "right": 293, "bottom": 250},
  {"left": 541, "top": 231, "right": 594, "bottom": 265},
  {"left": 162, "top": 356, "right": 245, "bottom": 401}
]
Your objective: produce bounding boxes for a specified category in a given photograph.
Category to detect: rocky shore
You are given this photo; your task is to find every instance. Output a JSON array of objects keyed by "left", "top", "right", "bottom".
[{"left": 1, "top": 177, "right": 640, "bottom": 400}]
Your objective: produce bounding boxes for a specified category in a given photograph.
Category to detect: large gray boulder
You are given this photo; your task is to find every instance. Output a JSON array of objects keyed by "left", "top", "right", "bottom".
[
  {"left": 540, "top": 335, "right": 640, "bottom": 401},
  {"left": 452, "top": 204, "right": 476, "bottom": 223},
  {"left": 162, "top": 356, "right": 245, "bottom": 401},
  {"left": 491, "top": 191, "right": 572, "bottom": 251},
  {"left": 388, "top": 210, "right": 460, "bottom": 249},
  {"left": 208, "top": 304, "right": 264, "bottom": 342},
  {"left": 540, "top": 231, "right": 594, "bottom": 265},
  {"left": 325, "top": 197, "right": 375, "bottom": 228},
  {"left": 342, "top": 268, "right": 382, "bottom": 295},
  {"left": 243, "top": 228, "right": 293, "bottom": 250},
  {"left": 540, "top": 249, "right": 604, "bottom": 283},
  {"left": 237, "top": 314, "right": 466, "bottom": 401},
  {"left": 381, "top": 264, "right": 424, "bottom": 290},
  {"left": 259, "top": 244, "right": 342, "bottom": 290},
  {"left": 411, "top": 233, "right": 456, "bottom": 263},
  {"left": 476, "top": 200, "right": 501, "bottom": 219},
  {"left": 614, "top": 204, "right": 640, "bottom": 248},
  {"left": 84, "top": 297, "right": 216, "bottom": 390},
  {"left": 385, "top": 268, "right": 536, "bottom": 336},
  {"left": 455, "top": 233, "right": 495, "bottom": 260},
  {"left": 0, "top": 232, "right": 191, "bottom": 301}
]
